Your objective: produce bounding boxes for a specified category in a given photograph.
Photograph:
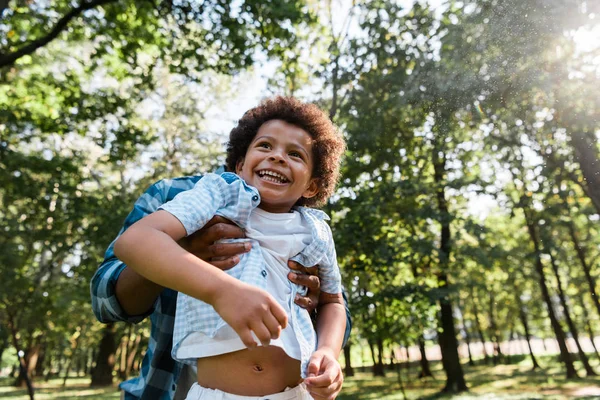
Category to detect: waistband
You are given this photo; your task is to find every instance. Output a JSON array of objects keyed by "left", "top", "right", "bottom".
[{"left": 185, "top": 382, "right": 312, "bottom": 400}]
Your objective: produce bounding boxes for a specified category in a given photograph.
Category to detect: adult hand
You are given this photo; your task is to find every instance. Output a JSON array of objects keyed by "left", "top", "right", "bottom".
[
  {"left": 287, "top": 261, "right": 321, "bottom": 313},
  {"left": 179, "top": 216, "right": 250, "bottom": 270},
  {"left": 304, "top": 348, "right": 343, "bottom": 399}
]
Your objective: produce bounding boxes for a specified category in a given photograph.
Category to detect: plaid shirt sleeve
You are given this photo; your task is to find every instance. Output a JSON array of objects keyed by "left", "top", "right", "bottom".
[{"left": 90, "top": 179, "right": 180, "bottom": 323}]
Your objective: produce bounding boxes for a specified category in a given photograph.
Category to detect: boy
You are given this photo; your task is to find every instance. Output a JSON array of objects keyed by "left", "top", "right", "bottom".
[{"left": 114, "top": 97, "right": 346, "bottom": 399}]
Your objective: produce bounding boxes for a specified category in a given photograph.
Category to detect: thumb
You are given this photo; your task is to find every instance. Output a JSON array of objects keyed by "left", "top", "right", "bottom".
[{"left": 306, "top": 352, "right": 322, "bottom": 378}]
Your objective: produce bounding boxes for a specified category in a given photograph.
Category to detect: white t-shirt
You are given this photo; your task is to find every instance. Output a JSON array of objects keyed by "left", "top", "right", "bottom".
[{"left": 176, "top": 207, "right": 312, "bottom": 361}]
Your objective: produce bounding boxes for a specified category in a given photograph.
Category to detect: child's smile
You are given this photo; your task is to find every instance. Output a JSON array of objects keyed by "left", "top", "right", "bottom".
[
  {"left": 236, "top": 119, "right": 318, "bottom": 213},
  {"left": 256, "top": 169, "right": 290, "bottom": 184}
]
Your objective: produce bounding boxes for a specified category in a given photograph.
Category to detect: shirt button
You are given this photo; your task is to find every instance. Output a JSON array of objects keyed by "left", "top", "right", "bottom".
[
  {"left": 252, "top": 195, "right": 259, "bottom": 202},
  {"left": 261, "top": 270, "right": 267, "bottom": 277}
]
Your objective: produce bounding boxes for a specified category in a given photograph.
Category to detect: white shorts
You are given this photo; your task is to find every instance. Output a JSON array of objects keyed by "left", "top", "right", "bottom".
[{"left": 184, "top": 383, "right": 313, "bottom": 400}]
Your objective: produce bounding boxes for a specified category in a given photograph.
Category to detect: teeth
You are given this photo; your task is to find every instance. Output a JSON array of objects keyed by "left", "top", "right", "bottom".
[{"left": 258, "top": 170, "right": 288, "bottom": 183}]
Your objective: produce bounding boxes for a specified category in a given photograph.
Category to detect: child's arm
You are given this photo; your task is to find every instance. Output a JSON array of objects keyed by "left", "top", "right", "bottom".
[
  {"left": 303, "top": 220, "right": 346, "bottom": 398},
  {"left": 114, "top": 210, "right": 287, "bottom": 348},
  {"left": 305, "top": 297, "right": 346, "bottom": 398}
]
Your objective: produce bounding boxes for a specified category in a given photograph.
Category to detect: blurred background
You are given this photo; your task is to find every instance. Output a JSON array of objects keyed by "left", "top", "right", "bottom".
[{"left": 1, "top": 0, "right": 600, "bottom": 399}]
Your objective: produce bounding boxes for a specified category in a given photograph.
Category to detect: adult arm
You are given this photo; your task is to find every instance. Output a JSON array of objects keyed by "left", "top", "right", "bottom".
[
  {"left": 115, "top": 209, "right": 287, "bottom": 347},
  {"left": 116, "top": 219, "right": 251, "bottom": 316},
  {"left": 90, "top": 176, "right": 328, "bottom": 323},
  {"left": 90, "top": 178, "right": 250, "bottom": 323}
]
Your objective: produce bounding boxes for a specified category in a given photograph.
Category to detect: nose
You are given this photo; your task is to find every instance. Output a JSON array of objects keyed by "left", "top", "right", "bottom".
[{"left": 269, "top": 150, "right": 285, "bottom": 163}]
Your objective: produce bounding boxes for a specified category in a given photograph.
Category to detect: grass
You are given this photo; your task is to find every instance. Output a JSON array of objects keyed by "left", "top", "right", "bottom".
[
  {"left": 0, "top": 377, "right": 119, "bottom": 400},
  {"left": 338, "top": 355, "right": 600, "bottom": 400},
  {"left": 2, "top": 356, "right": 600, "bottom": 399}
]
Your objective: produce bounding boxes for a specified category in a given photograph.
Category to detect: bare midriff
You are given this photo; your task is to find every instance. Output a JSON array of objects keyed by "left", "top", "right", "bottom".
[{"left": 196, "top": 346, "right": 303, "bottom": 396}]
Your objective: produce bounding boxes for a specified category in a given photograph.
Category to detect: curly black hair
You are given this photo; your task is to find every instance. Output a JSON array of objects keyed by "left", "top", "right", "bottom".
[{"left": 226, "top": 96, "right": 345, "bottom": 208}]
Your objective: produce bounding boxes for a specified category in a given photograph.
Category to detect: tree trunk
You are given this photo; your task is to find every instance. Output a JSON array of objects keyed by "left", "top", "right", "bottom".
[
  {"left": 521, "top": 203, "right": 578, "bottom": 379},
  {"left": 514, "top": 283, "right": 541, "bottom": 369},
  {"left": 63, "top": 329, "right": 83, "bottom": 387},
  {"left": 34, "top": 342, "right": 46, "bottom": 378},
  {"left": 55, "top": 355, "right": 66, "bottom": 382},
  {"left": 577, "top": 292, "right": 600, "bottom": 360},
  {"left": 462, "top": 321, "right": 475, "bottom": 367},
  {"left": 119, "top": 324, "right": 132, "bottom": 379},
  {"left": 433, "top": 151, "right": 468, "bottom": 393},
  {"left": 403, "top": 343, "right": 411, "bottom": 379},
  {"left": 91, "top": 323, "right": 118, "bottom": 386},
  {"left": 417, "top": 336, "right": 434, "bottom": 378},
  {"left": 457, "top": 298, "right": 475, "bottom": 366},
  {"left": 470, "top": 287, "right": 490, "bottom": 364},
  {"left": 125, "top": 332, "right": 142, "bottom": 378},
  {"left": 368, "top": 340, "right": 385, "bottom": 377},
  {"left": 7, "top": 314, "right": 35, "bottom": 400},
  {"left": 488, "top": 292, "right": 504, "bottom": 365},
  {"left": 377, "top": 337, "right": 386, "bottom": 376},
  {"left": 568, "top": 222, "right": 600, "bottom": 320},
  {"left": 548, "top": 252, "right": 596, "bottom": 376},
  {"left": 570, "top": 130, "right": 600, "bottom": 214},
  {"left": 85, "top": 348, "right": 93, "bottom": 376},
  {"left": 20, "top": 344, "right": 41, "bottom": 384},
  {"left": 343, "top": 343, "right": 355, "bottom": 377}
]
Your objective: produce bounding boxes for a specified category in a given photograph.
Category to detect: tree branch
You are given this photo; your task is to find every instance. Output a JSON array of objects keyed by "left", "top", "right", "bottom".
[{"left": 0, "top": 0, "right": 118, "bottom": 68}]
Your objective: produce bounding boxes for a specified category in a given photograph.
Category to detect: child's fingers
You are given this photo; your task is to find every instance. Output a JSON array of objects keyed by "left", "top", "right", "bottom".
[
  {"left": 262, "top": 312, "right": 283, "bottom": 339},
  {"left": 249, "top": 321, "right": 272, "bottom": 347},
  {"left": 307, "top": 379, "right": 342, "bottom": 400},
  {"left": 237, "top": 327, "right": 258, "bottom": 349},
  {"left": 306, "top": 353, "right": 322, "bottom": 378},
  {"left": 270, "top": 302, "right": 288, "bottom": 329},
  {"left": 305, "top": 370, "right": 336, "bottom": 387}
]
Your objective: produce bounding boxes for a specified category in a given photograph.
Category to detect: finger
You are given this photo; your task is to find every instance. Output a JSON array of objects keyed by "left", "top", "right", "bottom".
[
  {"left": 202, "top": 215, "right": 238, "bottom": 229},
  {"left": 208, "top": 256, "right": 241, "bottom": 271},
  {"left": 288, "top": 261, "right": 319, "bottom": 276},
  {"left": 270, "top": 302, "right": 288, "bottom": 329},
  {"left": 262, "top": 311, "right": 283, "bottom": 340},
  {"left": 249, "top": 321, "right": 272, "bottom": 347},
  {"left": 237, "top": 327, "right": 258, "bottom": 349},
  {"left": 308, "top": 380, "right": 342, "bottom": 400},
  {"left": 208, "top": 241, "right": 251, "bottom": 259},
  {"left": 306, "top": 353, "right": 322, "bottom": 378},
  {"left": 288, "top": 271, "right": 320, "bottom": 291},
  {"left": 305, "top": 368, "right": 336, "bottom": 387},
  {"left": 199, "top": 221, "right": 246, "bottom": 245},
  {"left": 294, "top": 294, "right": 315, "bottom": 311}
]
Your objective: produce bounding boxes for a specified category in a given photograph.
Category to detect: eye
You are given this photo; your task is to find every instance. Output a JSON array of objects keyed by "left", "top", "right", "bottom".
[
  {"left": 256, "top": 141, "right": 271, "bottom": 149},
  {"left": 289, "top": 150, "right": 303, "bottom": 159}
]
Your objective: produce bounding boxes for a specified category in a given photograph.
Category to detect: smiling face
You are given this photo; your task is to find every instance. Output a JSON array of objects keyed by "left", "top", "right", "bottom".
[{"left": 235, "top": 120, "right": 318, "bottom": 213}]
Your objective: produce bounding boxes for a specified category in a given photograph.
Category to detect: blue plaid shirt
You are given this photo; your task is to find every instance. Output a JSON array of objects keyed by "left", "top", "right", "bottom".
[
  {"left": 90, "top": 174, "right": 352, "bottom": 400},
  {"left": 160, "top": 173, "right": 341, "bottom": 376}
]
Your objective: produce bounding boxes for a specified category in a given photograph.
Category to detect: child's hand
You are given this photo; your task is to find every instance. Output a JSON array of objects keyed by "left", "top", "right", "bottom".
[
  {"left": 304, "top": 348, "right": 344, "bottom": 399},
  {"left": 212, "top": 281, "right": 288, "bottom": 348}
]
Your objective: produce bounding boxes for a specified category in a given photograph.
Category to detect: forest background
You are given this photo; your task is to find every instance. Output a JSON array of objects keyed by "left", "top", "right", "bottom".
[{"left": 1, "top": 0, "right": 600, "bottom": 399}]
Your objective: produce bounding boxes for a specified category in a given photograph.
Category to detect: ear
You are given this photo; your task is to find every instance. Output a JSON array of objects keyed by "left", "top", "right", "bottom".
[
  {"left": 235, "top": 158, "right": 245, "bottom": 174},
  {"left": 302, "top": 178, "right": 319, "bottom": 199}
]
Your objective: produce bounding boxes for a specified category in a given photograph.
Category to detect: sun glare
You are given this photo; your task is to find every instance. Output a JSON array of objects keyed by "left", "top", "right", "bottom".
[{"left": 572, "top": 19, "right": 600, "bottom": 53}]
